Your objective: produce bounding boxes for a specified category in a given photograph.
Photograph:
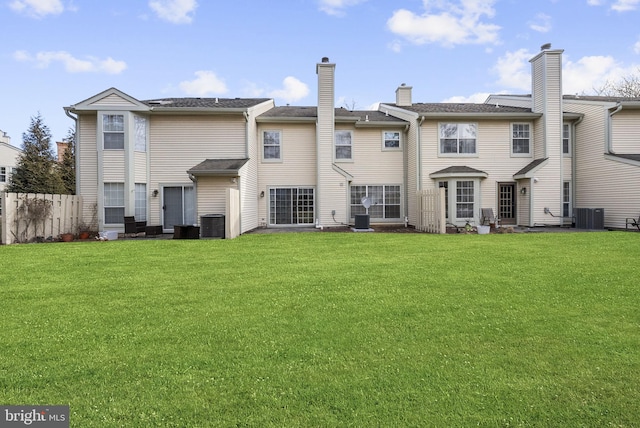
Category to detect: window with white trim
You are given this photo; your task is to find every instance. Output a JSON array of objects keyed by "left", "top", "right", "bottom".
[
  {"left": 439, "top": 123, "right": 477, "bottom": 155},
  {"left": 103, "top": 114, "right": 124, "bottom": 150},
  {"left": 511, "top": 123, "right": 530, "bottom": 155},
  {"left": 135, "top": 183, "right": 147, "bottom": 221},
  {"left": 456, "top": 181, "right": 475, "bottom": 218},
  {"left": 134, "top": 115, "right": 147, "bottom": 152},
  {"left": 263, "top": 131, "right": 281, "bottom": 160},
  {"left": 383, "top": 131, "right": 400, "bottom": 150},
  {"left": 104, "top": 182, "right": 125, "bottom": 224},
  {"left": 350, "top": 185, "right": 401, "bottom": 220},
  {"left": 0, "top": 167, "right": 5, "bottom": 183},
  {"left": 563, "top": 181, "right": 571, "bottom": 218},
  {"left": 335, "top": 130, "right": 352, "bottom": 160},
  {"left": 563, "top": 124, "right": 570, "bottom": 155}
]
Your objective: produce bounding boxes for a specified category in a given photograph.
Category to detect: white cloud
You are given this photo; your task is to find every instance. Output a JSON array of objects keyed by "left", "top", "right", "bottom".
[
  {"left": 268, "top": 77, "right": 309, "bottom": 103},
  {"left": 442, "top": 92, "right": 492, "bottom": 103},
  {"left": 318, "top": 0, "right": 367, "bottom": 16},
  {"left": 388, "top": 40, "right": 403, "bottom": 53},
  {"left": 9, "top": 0, "right": 64, "bottom": 18},
  {"left": 387, "top": 0, "right": 501, "bottom": 47},
  {"left": 634, "top": 39, "right": 640, "bottom": 54},
  {"left": 149, "top": 0, "right": 197, "bottom": 24},
  {"left": 529, "top": 13, "right": 552, "bottom": 33},
  {"left": 492, "top": 49, "right": 533, "bottom": 91},
  {"left": 178, "top": 71, "right": 228, "bottom": 96},
  {"left": 13, "top": 50, "right": 127, "bottom": 74},
  {"left": 611, "top": 0, "right": 640, "bottom": 11},
  {"left": 587, "top": 0, "right": 604, "bottom": 5},
  {"left": 490, "top": 49, "right": 640, "bottom": 95}
]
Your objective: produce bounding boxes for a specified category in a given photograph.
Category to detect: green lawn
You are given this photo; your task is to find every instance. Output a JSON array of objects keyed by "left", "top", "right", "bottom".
[{"left": 1, "top": 232, "right": 639, "bottom": 427}]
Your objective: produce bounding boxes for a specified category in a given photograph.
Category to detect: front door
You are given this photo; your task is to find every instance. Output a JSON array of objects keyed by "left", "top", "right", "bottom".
[
  {"left": 163, "top": 185, "right": 196, "bottom": 231},
  {"left": 498, "top": 183, "right": 516, "bottom": 225}
]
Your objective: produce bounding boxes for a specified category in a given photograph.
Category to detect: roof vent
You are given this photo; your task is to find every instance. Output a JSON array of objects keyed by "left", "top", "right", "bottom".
[
  {"left": 215, "top": 98, "right": 219, "bottom": 103},
  {"left": 541, "top": 43, "right": 551, "bottom": 51},
  {"left": 321, "top": 57, "right": 329, "bottom": 63}
]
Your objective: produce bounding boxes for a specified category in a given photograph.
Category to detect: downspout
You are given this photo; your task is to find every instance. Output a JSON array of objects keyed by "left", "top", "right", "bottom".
[
  {"left": 606, "top": 104, "right": 622, "bottom": 154},
  {"left": 571, "top": 115, "right": 583, "bottom": 222},
  {"left": 64, "top": 107, "right": 79, "bottom": 195},
  {"left": 241, "top": 110, "right": 250, "bottom": 234},
  {"left": 403, "top": 123, "right": 410, "bottom": 224},
  {"left": 417, "top": 116, "right": 425, "bottom": 191}
]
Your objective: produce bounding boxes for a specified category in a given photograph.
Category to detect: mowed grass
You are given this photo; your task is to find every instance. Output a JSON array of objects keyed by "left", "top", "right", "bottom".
[{"left": 0, "top": 231, "right": 639, "bottom": 427}]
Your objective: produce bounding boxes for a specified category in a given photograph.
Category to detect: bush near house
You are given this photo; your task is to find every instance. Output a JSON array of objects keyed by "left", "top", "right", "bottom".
[{"left": 0, "top": 232, "right": 638, "bottom": 426}]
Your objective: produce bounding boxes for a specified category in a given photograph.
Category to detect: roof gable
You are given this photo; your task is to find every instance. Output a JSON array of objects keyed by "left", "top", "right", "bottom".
[{"left": 69, "top": 88, "right": 149, "bottom": 112}]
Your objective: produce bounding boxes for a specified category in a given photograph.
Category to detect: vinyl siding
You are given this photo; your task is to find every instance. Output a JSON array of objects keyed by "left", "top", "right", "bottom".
[
  {"left": 611, "top": 110, "right": 640, "bottom": 154},
  {"left": 89, "top": 93, "right": 138, "bottom": 108},
  {"left": 420, "top": 119, "right": 536, "bottom": 225},
  {"left": 77, "top": 115, "right": 98, "bottom": 221},
  {"left": 257, "top": 123, "right": 317, "bottom": 226},
  {"left": 103, "top": 151, "right": 125, "bottom": 181},
  {"left": 196, "top": 177, "right": 235, "bottom": 217},
  {"left": 566, "top": 100, "right": 640, "bottom": 228},
  {"left": 241, "top": 100, "right": 274, "bottom": 233},
  {"left": 134, "top": 151, "right": 148, "bottom": 183}
]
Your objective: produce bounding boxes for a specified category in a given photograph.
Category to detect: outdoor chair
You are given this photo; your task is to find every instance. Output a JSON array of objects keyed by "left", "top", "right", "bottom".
[
  {"left": 626, "top": 215, "right": 640, "bottom": 231},
  {"left": 124, "top": 216, "right": 147, "bottom": 235},
  {"left": 480, "top": 208, "right": 500, "bottom": 227}
]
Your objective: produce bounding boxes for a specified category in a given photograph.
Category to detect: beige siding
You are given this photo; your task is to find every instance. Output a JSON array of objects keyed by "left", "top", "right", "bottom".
[
  {"left": 89, "top": 93, "right": 137, "bottom": 108},
  {"left": 257, "top": 123, "right": 317, "bottom": 227},
  {"left": 241, "top": 100, "right": 274, "bottom": 233},
  {"left": 134, "top": 151, "right": 148, "bottom": 183},
  {"left": 0, "top": 143, "right": 21, "bottom": 194},
  {"left": 566, "top": 100, "right": 640, "bottom": 228},
  {"left": 196, "top": 177, "right": 235, "bottom": 217},
  {"left": 103, "top": 151, "right": 126, "bottom": 181},
  {"left": 77, "top": 115, "right": 99, "bottom": 222},
  {"left": 420, "top": 119, "right": 537, "bottom": 225},
  {"left": 611, "top": 110, "right": 640, "bottom": 154}
]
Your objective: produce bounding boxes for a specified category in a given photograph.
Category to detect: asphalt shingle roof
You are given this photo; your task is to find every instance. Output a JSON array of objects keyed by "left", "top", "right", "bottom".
[
  {"left": 258, "top": 106, "right": 407, "bottom": 122},
  {"left": 384, "top": 103, "right": 534, "bottom": 114},
  {"left": 141, "top": 98, "right": 271, "bottom": 109}
]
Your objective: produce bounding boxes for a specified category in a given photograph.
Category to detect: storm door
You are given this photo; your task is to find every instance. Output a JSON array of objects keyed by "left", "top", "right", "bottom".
[{"left": 498, "top": 183, "right": 516, "bottom": 225}]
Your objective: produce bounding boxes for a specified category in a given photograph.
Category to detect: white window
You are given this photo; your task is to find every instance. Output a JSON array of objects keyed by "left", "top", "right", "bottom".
[
  {"left": 563, "top": 124, "right": 570, "bottom": 155},
  {"left": 134, "top": 115, "right": 147, "bottom": 152},
  {"left": 103, "top": 114, "right": 124, "bottom": 150},
  {"left": 456, "top": 181, "right": 475, "bottom": 218},
  {"left": 104, "top": 183, "right": 125, "bottom": 224},
  {"left": 263, "top": 131, "right": 281, "bottom": 160},
  {"left": 512, "top": 123, "right": 531, "bottom": 155},
  {"left": 440, "top": 123, "right": 477, "bottom": 155},
  {"left": 350, "top": 185, "right": 401, "bottom": 220},
  {"left": 135, "top": 183, "right": 147, "bottom": 221},
  {"left": 335, "top": 130, "right": 352, "bottom": 160},
  {"left": 383, "top": 131, "right": 401, "bottom": 150},
  {"left": 563, "top": 181, "right": 571, "bottom": 217}
]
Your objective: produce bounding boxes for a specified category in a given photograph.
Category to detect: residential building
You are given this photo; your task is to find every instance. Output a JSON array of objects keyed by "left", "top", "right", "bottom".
[
  {"left": 65, "top": 46, "right": 640, "bottom": 235},
  {"left": 0, "top": 131, "right": 22, "bottom": 215}
]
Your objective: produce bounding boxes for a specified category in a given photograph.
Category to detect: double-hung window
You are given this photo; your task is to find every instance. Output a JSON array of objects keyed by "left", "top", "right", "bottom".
[
  {"left": 456, "top": 181, "right": 475, "bottom": 218},
  {"left": 563, "top": 124, "right": 570, "bottom": 155},
  {"left": 0, "top": 167, "right": 5, "bottom": 183},
  {"left": 335, "top": 130, "right": 352, "bottom": 160},
  {"left": 440, "top": 123, "right": 476, "bottom": 155},
  {"left": 383, "top": 131, "right": 401, "bottom": 150},
  {"left": 103, "top": 114, "right": 124, "bottom": 150},
  {"left": 512, "top": 123, "right": 531, "bottom": 155},
  {"left": 104, "top": 182, "right": 125, "bottom": 224},
  {"left": 134, "top": 115, "right": 147, "bottom": 152},
  {"left": 263, "top": 131, "right": 281, "bottom": 160},
  {"left": 563, "top": 181, "right": 571, "bottom": 218}
]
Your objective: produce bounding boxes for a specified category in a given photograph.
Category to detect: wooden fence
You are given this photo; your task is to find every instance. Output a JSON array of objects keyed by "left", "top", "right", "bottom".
[
  {"left": 1, "top": 193, "right": 83, "bottom": 245},
  {"left": 416, "top": 188, "right": 446, "bottom": 234}
]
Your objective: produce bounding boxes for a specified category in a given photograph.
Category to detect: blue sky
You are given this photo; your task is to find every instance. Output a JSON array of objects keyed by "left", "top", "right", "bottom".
[{"left": 2, "top": 0, "right": 640, "bottom": 148}]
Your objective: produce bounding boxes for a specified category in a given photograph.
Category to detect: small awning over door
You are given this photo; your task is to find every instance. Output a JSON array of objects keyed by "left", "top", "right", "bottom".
[{"left": 187, "top": 158, "right": 249, "bottom": 177}]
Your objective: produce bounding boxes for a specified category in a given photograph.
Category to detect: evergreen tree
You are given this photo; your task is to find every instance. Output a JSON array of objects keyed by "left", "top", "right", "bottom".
[
  {"left": 57, "top": 126, "right": 76, "bottom": 194},
  {"left": 7, "top": 113, "right": 66, "bottom": 194}
]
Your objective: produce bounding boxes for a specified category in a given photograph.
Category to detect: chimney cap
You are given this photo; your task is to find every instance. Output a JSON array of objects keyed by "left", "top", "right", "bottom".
[
  {"left": 541, "top": 43, "right": 552, "bottom": 51},
  {"left": 321, "top": 57, "right": 330, "bottom": 63}
]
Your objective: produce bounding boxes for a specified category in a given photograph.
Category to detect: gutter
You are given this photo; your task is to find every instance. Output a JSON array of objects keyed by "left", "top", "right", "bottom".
[{"left": 417, "top": 116, "right": 425, "bottom": 191}]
